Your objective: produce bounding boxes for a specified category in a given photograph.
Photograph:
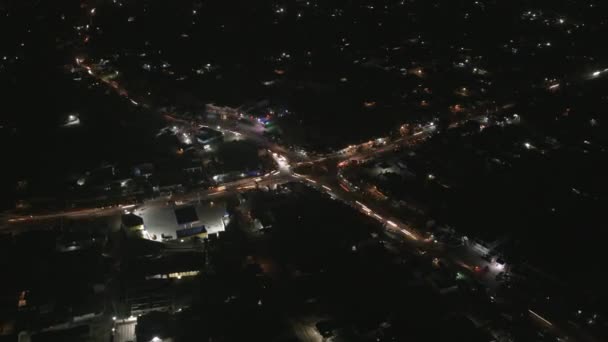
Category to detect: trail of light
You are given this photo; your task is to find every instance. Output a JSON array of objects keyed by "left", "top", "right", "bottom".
[
  {"left": 355, "top": 201, "right": 371, "bottom": 213},
  {"left": 400, "top": 228, "right": 418, "bottom": 240},
  {"left": 529, "top": 310, "right": 553, "bottom": 326},
  {"left": 339, "top": 184, "right": 351, "bottom": 192}
]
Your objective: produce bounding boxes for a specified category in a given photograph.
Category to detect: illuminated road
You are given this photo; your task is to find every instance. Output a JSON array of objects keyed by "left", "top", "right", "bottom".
[{"left": 1, "top": 172, "right": 293, "bottom": 229}]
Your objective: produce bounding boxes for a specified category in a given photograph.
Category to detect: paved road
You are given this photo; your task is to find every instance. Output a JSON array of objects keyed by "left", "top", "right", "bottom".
[{"left": 1, "top": 173, "right": 293, "bottom": 230}]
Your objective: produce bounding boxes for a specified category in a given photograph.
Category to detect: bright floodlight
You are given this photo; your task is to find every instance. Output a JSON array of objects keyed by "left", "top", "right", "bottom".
[{"left": 592, "top": 71, "right": 601, "bottom": 77}]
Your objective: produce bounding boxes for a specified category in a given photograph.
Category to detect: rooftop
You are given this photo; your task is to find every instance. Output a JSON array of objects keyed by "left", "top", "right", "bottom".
[{"left": 134, "top": 200, "right": 228, "bottom": 242}]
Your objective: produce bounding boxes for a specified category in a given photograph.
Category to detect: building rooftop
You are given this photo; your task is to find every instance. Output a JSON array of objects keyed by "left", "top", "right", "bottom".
[
  {"left": 174, "top": 206, "right": 198, "bottom": 226},
  {"left": 122, "top": 214, "right": 144, "bottom": 228},
  {"left": 134, "top": 200, "right": 228, "bottom": 242}
]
